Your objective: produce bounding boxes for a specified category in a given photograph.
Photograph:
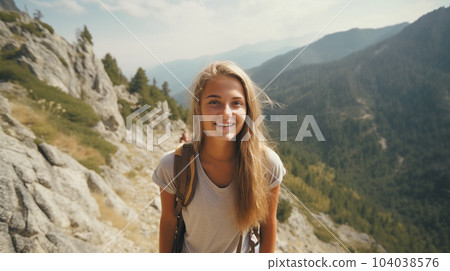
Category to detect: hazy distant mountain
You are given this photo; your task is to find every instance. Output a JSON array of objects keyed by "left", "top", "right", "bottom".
[
  {"left": 269, "top": 7, "right": 449, "bottom": 252},
  {"left": 249, "top": 22, "right": 408, "bottom": 87},
  {"left": 168, "top": 23, "right": 408, "bottom": 106},
  {"left": 147, "top": 35, "right": 313, "bottom": 100}
]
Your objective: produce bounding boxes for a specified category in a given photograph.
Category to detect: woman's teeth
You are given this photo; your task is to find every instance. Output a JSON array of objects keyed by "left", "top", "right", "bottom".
[{"left": 216, "top": 123, "right": 235, "bottom": 127}]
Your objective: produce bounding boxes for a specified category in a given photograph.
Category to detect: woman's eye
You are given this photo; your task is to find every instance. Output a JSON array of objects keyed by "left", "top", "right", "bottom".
[
  {"left": 208, "top": 100, "right": 219, "bottom": 105},
  {"left": 233, "top": 101, "right": 243, "bottom": 106}
]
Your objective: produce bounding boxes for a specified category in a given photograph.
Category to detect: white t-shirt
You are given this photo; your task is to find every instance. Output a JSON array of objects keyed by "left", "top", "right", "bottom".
[{"left": 152, "top": 147, "right": 286, "bottom": 253}]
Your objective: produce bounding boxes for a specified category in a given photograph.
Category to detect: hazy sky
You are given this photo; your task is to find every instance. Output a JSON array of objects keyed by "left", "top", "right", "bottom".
[{"left": 13, "top": 0, "right": 450, "bottom": 77}]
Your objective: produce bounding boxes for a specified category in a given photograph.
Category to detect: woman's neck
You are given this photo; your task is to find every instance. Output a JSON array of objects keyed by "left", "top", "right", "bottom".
[{"left": 201, "top": 138, "right": 236, "bottom": 162}]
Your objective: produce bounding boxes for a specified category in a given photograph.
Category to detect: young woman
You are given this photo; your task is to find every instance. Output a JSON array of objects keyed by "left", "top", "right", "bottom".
[{"left": 152, "top": 61, "right": 286, "bottom": 253}]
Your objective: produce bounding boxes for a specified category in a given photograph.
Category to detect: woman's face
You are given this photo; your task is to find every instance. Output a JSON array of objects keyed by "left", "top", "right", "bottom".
[{"left": 200, "top": 75, "right": 247, "bottom": 141}]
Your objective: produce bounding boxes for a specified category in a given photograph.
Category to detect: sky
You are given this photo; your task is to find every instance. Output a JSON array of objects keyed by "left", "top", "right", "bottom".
[{"left": 13, "top": 0, "right": 450, "bottom": 78}]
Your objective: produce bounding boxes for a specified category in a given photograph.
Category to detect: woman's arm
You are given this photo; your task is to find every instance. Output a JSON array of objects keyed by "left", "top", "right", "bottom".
[
  {"left": 159, "top": 188, "right": 177, "bottom": 252},
  {"left": 259, "top": 184, "right": 280, "bottom": 253}
]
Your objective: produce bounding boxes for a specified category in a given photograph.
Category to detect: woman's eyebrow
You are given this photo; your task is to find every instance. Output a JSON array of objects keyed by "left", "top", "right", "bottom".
[
  {"left": 205, "top": 94, "right": 221, "bottom": 99},
  {"left": 205, "top": 95, "right": 245, "bottom": 100}
]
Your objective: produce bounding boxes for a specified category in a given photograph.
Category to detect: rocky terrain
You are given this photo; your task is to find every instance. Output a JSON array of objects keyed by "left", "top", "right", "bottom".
[{"left": 0, "top": 5, "right": 384, "bottom": 253}]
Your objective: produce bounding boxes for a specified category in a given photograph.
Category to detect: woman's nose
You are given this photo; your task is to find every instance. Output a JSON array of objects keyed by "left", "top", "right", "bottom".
[{"left": 222, "top": 103, "right": 232, "bottom": 116}]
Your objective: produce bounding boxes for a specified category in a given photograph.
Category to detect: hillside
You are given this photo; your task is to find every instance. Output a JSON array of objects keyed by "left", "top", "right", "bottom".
[
  {"left": 0, "top": 7, "right": 382, "bottom": 252},
  {"left": 249, "top": 22, "right": 408, "bottom": 87},
  {"left": 267, "top": 6, "right": 450, "bottom": 252}
]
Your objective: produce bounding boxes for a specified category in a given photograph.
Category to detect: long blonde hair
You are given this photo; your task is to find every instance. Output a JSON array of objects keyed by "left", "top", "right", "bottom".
[{"left": 189, "top": 61, "right": 274, "bottom": 232}]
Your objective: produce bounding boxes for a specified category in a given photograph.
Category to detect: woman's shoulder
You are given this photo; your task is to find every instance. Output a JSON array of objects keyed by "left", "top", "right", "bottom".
[
  {"left": 157, "top": 149, "right": 176, "bottom": 170},
  {"left": 263, "top": 146, "right": 284, "bottom": 167},
  {"left": 263, "top": 146, "right": 286, "bottom": 188}
]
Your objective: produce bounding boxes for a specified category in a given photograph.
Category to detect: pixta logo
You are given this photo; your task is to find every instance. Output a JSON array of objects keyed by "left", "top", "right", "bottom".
[
  {"left": 126, "top": 104, "right": 171, "bottom": 151},
  {"left": 192, "top": 114, "right": 325, "bottom": 142}
]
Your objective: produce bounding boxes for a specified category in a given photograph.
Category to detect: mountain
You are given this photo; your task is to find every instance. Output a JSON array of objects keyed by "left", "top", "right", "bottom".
[
  {"left": 147, "top": 35, "right": 312, "bottom": 101},
  {"left": 0, "top": 7, "right": 381, "bottom": 252},
  {"left": 249, "top": 22, "right": 408, "bottom": 87},
  {"left": 169, "top": 23, "right": 407, "bottom": 106},
  {"left": 267, "top": 7, "right": 450, "bottom": 252},
  {"left": 0, "top": 0, "right": 19, "bottom": 12}
]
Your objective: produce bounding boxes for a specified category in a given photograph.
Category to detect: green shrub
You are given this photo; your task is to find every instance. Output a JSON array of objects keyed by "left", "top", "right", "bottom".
[
  {"left": 39, "top": 21, "right": 54, "bottom": 34},
  {"left": 126, "top": 170, "right": 137, "bottom": 179},
  {"left": 1, "top": 47, "right": 21, "bottom": 60},
  {"left": 313, "top": 227, "right": 333, "bottom": 243},
  {"left": 0, "top": 10, "right": 20, "bottom": 22},
  {"left": 19, "top": 22, "right": 43, "bottom": 37},
  {"left": 102, "top": 53, "right": 127, "bottom": 86},
  {"left": 33, "top": 138, "right": 44, "bottom": 145},
  {"left": 277, "top": 198, "right": 293, "bottom": 223},
  {"left": 79, "top": 157, "right": 102, "bottom": 174},
  {"left": 117, "top": 98, "right": 133, "bottom": 120}
]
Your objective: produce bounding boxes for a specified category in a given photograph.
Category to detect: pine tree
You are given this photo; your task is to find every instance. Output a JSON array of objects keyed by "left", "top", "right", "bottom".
[
  {"left": 78, "top": 25, "right": 93, "bottom": 45},
  {"left": 162, "top": 81, "right": 170, "bottom": 96},
  {"left": 102, "top": 53, "right": 127, "bottom": 86},
  {"left": 129, "top": 67, "right": 148, "bottom": 94}
]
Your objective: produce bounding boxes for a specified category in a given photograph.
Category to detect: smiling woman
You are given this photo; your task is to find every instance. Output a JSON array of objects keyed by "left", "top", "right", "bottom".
[{"left": 152, "top": 61, "right": 286, "bottom": 253}]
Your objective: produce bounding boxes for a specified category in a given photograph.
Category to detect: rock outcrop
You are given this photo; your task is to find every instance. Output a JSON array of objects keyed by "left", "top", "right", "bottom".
[
  {"left": 0, "top": 11, "right": 124, "bottom": 141},
  {"left": 0, "top": 0, "right": 19, "bottom": 12},
  {"left": 0, "top": 91, "right": 137, "bottom": 252}
]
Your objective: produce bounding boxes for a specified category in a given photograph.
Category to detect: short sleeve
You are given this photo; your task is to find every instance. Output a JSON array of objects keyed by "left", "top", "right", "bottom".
[
  {"left": 264, "top": 148, "right": 286, "bottom": 190},
  {"left": 152, "top": 150, "right": 177, "bottom": 194}
]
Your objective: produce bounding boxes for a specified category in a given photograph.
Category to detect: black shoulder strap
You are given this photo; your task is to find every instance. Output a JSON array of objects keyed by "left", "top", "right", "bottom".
[{"left": 174, "top": 143, "right": 197, "bottom": 216}]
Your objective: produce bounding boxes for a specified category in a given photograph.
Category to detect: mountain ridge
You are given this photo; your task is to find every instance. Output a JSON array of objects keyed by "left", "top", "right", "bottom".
[
  {"left": 267, "top": 6, "right": 450, "bottom": 252},
  {"left": 170, "top": 22, "right": 408, "bottom": 106},
  {"left": 249, "top": 22, "right": 408, "bottom": 87}
]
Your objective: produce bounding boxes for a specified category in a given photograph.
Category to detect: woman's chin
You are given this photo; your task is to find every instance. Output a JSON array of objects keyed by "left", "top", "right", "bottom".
[{"left": 203, "top": 131, "right": 238, "bottom": 142}]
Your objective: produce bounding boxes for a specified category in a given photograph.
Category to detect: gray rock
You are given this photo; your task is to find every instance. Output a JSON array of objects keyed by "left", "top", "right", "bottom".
[
  {"left": 25, "top": 146, "right": 55, "bottom": 189},
  {"left": 13, "top": 162, "right": 37, "bottom": 184},
  {"left": 0, "top": 161, "right": 26, "bottom": 233},
  {"left": 1, "top": 40, "right": 20, "bottom": 52},
  {"left": 86, "top": 170, "right": 136, "bottom": 220},
  {"left": 14, "top": 182, "right": 53, "bottom": 236},
  {"left": 0, "top": 21, "right": 13, "bottom": 48},
  {"left": 0, "top": 0, "right": 20, "bottom": 12},
  {"left": 18, "top": 43, "right": 37, "bottom": 62},
  {"left": 11, "top": 234, "right": 44, "bottom": 253},
  {"left": 46, "top": 233, "right": 97, "bottom": 253},
  {"left": 0, "top": 222, "right": 15, "bottom": 252},
  {"left": 11, "top": 233, "right": 54, "bottom": 253},
  {"left": 49, "top": 166, "right": 100, "bottom": 220},
  {"left": 0, "top": 11, "right": 125, "bottom": 140},
  {"left": 33, "top": 183, "right": 71, "bottom": 228},
  {"left": 37, "top": 143, "right": 67, "bottom": 167}
]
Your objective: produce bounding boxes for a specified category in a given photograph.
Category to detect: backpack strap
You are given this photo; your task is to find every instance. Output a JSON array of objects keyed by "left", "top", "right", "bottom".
[
  {"left": 236, "top": 226, "right": 260, "bottom": 253},
  {"left": 236, "top": 235, "right": 242, "bottom": 253},
  {"left": 172, "top": 143, "right": 197, "bottom": 252},
  {"left": 174, "top": 143, "right": 196, "bottom": 213},
  {"left": 249, "top": 226, "right": 260, "bottom": 253}
]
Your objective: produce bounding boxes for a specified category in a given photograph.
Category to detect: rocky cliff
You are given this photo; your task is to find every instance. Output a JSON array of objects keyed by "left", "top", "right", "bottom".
[
  {"left": 0, "top": 8, "right": 383, "bottom": 253},
  {"left": 0, "top": 0, "right": 18, "bottom": 12},
  {"left": 0, "top": 10, "right": 124, "bottom": 141}
]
